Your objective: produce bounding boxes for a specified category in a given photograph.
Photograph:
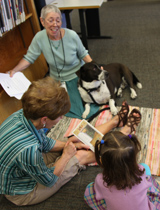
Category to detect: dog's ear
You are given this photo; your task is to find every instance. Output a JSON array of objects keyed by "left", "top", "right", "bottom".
[
  {"left": 90, "top": 61, "right": 101, "bottom": 69},
  {"left": 91, "top": 60, "right": 97, "bottom": 65}
]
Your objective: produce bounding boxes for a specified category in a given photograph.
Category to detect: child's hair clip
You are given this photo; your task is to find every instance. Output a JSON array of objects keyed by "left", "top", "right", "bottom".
[
  {"left": 128, "top": 134, "right": 132, "bottom": 139},
  {"left": 101, "top": 139, "right": 105, "bottom": 144}
]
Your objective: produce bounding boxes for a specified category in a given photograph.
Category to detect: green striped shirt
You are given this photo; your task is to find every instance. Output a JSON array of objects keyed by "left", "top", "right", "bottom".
[{"left": 0, "top": 109, "right": 58, "bottom": 195}]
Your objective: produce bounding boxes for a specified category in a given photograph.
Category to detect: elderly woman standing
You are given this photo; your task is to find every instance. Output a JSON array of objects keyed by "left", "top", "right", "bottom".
[{"left": 7, "top": 4, "right": 98, "bottom": 119}]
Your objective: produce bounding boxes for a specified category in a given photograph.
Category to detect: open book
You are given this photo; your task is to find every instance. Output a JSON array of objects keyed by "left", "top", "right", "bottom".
[{"left": 72, "top": 119, "right": 104, "bottom": 152}]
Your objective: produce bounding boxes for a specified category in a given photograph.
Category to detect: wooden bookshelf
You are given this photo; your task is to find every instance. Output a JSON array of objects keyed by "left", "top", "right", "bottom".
[
  {"left": 0, "top": 0, "right": 48, "bottom": 124},
  {"left": 0, "top": 13, "right": 32, "bottom": 37}
]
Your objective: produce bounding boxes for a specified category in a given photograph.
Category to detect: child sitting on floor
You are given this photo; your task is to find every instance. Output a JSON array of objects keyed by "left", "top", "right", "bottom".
[{"left": 84, "top": 129, "right": 157, "bottom": 210}]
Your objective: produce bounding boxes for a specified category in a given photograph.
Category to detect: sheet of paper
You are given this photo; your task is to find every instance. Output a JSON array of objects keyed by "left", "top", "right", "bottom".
[{"left": 0, "top": 72, "right": 31, "bottom": 100}]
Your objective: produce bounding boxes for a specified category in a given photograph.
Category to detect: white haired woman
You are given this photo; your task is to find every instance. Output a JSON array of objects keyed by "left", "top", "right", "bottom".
[{"left": 7, "top": 4, "right": 99, "bottom": 119}]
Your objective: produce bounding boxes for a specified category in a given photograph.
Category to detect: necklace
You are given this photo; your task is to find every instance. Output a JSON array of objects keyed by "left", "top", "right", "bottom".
[
  {"left": 48, "top": 31, "right": 65, "bottom": 79},
  {"left": 52, "top": 39, "right": 61, "bottom": 50}
]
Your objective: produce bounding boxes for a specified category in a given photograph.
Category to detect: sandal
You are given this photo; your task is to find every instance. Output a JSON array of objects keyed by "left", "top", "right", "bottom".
[
  {"left": 117, "top": 101, "right": 129, "bottom": 127},
  {"left": 126, "top": 108, "right": 141, "bottom": 133}
]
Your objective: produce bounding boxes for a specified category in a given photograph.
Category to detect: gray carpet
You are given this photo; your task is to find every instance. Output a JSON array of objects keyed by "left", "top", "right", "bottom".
[{"left": 1, "top": 0, "right": 160, "bottom": 209}]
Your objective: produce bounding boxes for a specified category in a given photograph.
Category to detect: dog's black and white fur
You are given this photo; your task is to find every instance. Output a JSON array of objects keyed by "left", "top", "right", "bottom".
[{"left": 76, "top": 61, "right": 142, "bottom": 119}]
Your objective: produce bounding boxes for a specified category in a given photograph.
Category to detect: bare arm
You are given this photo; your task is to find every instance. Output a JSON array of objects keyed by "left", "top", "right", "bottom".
[
  {"left": 53, "top": 142, "right": 77, "bottom": 176},
  {"left": 82, "top": 54, "right": 92, "bottom": 63},
  {"left": 7, "top": 58, "right": 31, "bottom": 77},
  {"left": 49, "top": 140, "right": 66, "bottom": 152}
]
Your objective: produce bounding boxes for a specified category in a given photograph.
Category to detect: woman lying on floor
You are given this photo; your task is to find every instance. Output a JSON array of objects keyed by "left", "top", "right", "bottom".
[{"left": 0, "top": 77, "right": 139, "bottom": 206}]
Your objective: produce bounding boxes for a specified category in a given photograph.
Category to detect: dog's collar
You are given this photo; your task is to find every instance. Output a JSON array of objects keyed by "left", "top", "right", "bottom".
[
  {"left": 79, "top": 79, "right": 102, "bottom": 93},
  {"left": 80, "top": 82, "right": 108, "bottom": 106},
  {"left": 82, "top": 85, "right": 101, "bottom": 93}
]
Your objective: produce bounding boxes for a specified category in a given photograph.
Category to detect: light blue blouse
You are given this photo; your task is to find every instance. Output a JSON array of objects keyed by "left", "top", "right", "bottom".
[{"left": 24, "top": 28, "right": 89, "bottom": 82}]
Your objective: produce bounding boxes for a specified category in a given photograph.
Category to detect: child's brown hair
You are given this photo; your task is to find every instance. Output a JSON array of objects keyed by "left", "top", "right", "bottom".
[{"left": 95, "top": 131, "right": 144, "bottom": 190}]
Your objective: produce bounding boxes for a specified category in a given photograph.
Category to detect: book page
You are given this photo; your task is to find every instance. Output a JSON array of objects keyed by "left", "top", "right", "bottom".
[
  {"left": 72, "top": 119, "right": 104, "bottom": 152},
  {"left": 0, "top": 72, "right": 31, "bottom": 99}
]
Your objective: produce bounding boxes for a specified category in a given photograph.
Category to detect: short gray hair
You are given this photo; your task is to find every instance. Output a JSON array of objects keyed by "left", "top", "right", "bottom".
[{"left": 40, "top": 4, "right": 62, "bottom": 20}]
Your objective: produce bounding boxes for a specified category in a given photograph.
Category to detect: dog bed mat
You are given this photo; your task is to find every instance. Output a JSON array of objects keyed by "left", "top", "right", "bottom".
[{"left": 47, "top": 105, "right": 160, "bottom": 176}]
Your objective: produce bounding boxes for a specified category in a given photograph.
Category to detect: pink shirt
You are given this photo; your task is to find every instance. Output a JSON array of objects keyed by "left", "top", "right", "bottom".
[{"left": 94, "top": 165, "right": 155, "bottom": 210}]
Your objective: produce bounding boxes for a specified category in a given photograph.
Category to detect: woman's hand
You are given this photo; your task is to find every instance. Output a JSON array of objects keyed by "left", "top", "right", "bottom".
[
  {"left": 63, "top": 142, "right": 77, "bottom": 159},
  {"left": 53, "top": 142, "right": 77, "bottom": 176},
  {"left": 67, "top": 135, "right": 80, "bottom": 143},
  {"left": 6, "top": 70, "right": 16, "bottom": 77},
  {"left": 53, "top": 142, "right": 90, "bottom": 177},
  {"left": 6, "top": 59, "right": 31, "bottom": 77},
  {"left": 67, "top": 136, "right": 90, "bottom": 150},
  {"left": 74, "top": 142, "right": 90, "bottom": 150}
]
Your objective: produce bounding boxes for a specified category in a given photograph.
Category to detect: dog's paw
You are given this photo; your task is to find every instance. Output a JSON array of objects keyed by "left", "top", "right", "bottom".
[
  {"left": 82, "top": 112, "right": 88, "bottom": 119},
  {"left": 109, "top": 99, "right": 118, "bottom": 115},
  {"left": 82, "top": 110, "right": 89, "bottom": 119},
  {"left": 131, "top": 93, "right": 137, "bottom": 99},
  {"left": 117, "top": 88, "right": 123, "bottom": 97},
  {"left": 111, "top": 107, "right": 118, "bottom": 116},
  {"left": 82, "top": 104, "right": 90, "bottom": 119},
  {"left": 130, "top": 88, "right": 137, "bottom": 99},
  {"left": 137, "top": 82, "right": 142, "bottom": 89}
]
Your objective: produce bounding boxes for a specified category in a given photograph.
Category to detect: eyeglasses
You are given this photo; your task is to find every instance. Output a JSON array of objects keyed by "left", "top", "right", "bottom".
[{"left": 45, "top": 18, "right": 62, "bottom": 25}]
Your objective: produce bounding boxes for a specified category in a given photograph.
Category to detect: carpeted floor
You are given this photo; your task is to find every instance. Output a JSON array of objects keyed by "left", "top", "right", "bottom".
[{"left": 1, "top": 0, "right": 160, "bottom": 209}]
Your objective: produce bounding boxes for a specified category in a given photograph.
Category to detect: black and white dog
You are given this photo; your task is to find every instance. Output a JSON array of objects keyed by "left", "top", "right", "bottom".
[{"left": 76, "top": 61, "right": 142, "bottom": 119}]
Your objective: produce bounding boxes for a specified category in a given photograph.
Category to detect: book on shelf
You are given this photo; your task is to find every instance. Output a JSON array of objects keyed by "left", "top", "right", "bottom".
[
  {"left": 18, "top": 0, "right": 25, "bottom": 23},
  {"left": 8, "top": 0, "right": 15, "bottom": 28},
  {"left": 21, "top": 0, "right": 25, "bottom": 22},
  {"left": 15, "top": 0, "right": 20, "bottom": 25},
  {"left": 0, "top": 1, "right": 4, "bottom": 35},
  {"left": 0, "top": 20, "right": 2, "bottom": 34},
  {"left": 1, "top": 0, "right": 8, "bottom": 32},
  {"left": 72, "top": 119, "right": 104, "bottom": 152},
  {"left": 11, "top": 0, "right": 17, "bottom": 23},
  {"left": 0, "top": 0, "right": 25, "bottom": 36},
  {"left": 4, "top": 0, "right": 13, "bottom": 30}
]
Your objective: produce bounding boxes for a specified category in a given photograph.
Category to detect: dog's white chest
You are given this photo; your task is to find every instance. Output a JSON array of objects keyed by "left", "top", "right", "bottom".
[{"left": 78, "top": 81, "right": 110, "bottom": 104}]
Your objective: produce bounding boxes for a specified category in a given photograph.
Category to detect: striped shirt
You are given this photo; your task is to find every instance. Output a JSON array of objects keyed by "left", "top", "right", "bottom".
[{"left": 0, "top": 109, "right": 58, "bottom": 195}]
